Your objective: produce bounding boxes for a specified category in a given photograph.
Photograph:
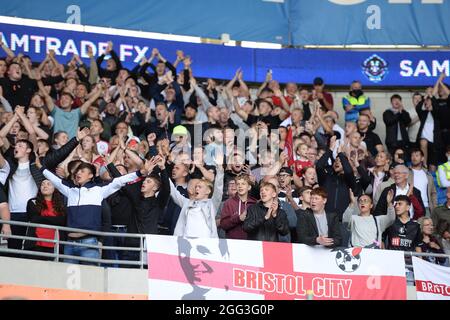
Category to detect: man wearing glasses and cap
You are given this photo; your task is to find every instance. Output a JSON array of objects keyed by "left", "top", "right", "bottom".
[{"left": 277, "top": 167, "right": 300, "bottom": 210}]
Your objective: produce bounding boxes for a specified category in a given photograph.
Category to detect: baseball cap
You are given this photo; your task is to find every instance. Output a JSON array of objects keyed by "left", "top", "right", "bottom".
[
  {"left": 313, "top": 77, "right": 324, "bottom": 86},
  {"left": 278, "top": 167, "right": 293, "bottom": 176},
  {"left": 172, "top": 125, "right": 188, "bottom": 136}
]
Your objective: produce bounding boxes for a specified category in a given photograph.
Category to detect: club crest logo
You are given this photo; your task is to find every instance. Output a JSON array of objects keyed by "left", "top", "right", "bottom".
[
  {"left": 333, "top": 247, "right": 362, "bottom": 273},
  {"left": 362, "top": 54, "right": 389, "bottom": 83}
]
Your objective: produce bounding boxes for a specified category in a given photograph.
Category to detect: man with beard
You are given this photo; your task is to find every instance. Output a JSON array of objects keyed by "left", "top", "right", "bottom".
[
  {"left": 37, "top": 76, "right": 104, "bottom": 139},
  {"left": 357, "top": 113, "right": 383, "bottom": 157},
  {"left": 0, "top": 62, "right": 64, "bottom": 108}
]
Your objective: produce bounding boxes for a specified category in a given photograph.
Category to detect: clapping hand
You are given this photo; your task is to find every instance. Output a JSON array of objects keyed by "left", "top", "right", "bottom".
[
  {"left": 106, "top": 41, "right": 113, "bottom": 54},
  {"left": 387, "top": 189, "right": 394, "bottom": 206},
  {"left": 141, "top": 155, "right": 162, "bottom": 176},
  {"left": 77, "top": 127, "right": 90, "bottom": 142}
]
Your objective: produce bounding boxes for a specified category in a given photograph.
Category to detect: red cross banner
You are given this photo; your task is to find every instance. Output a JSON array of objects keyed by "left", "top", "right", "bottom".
[
  {"left": 146, "top": 235, "right": 407, "bottom": 300},
  {"left": 413, "top": 257, "right": 450, "bottom": 300}
]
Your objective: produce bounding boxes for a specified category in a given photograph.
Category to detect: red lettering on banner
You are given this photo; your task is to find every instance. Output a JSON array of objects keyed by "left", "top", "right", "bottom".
[
  {"left": 416, "top": 280, "right": 450, "bottom": 296},
  {"left": 246, "top": 270, "right": 257, "bottom": 289},
  {"left": 233, "top": 268, "right": 246, "bottom": 288},
  {"left": 313, "top": 278, "right": 324, "bottom": 297},
  {"left": 263, "top": 272, "right": 275, "bottom": 292}
]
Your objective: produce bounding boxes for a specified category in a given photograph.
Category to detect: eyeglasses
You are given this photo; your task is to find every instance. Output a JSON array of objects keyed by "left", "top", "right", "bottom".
[{"left": 358, "top": 198, "right": 372, "bottom": 204}]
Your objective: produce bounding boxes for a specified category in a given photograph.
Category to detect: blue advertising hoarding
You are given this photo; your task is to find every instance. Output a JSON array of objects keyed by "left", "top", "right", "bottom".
[{"left": 0, "top": 22, "right": 449, "bottom": 87}]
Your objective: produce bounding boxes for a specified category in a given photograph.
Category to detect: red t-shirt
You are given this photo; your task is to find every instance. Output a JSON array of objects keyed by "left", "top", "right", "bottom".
[
  {"left": 271, "top": 96, "right": 293, "bottom": 109},
  {"left": 35, "top": 200, "right": 59, "bottom": 248},
  {"left": 293, "top": 159, "right": 313, "bottom": 177},
  {"left": 309, "top": 91, "right": 334, "bottom": 110}
]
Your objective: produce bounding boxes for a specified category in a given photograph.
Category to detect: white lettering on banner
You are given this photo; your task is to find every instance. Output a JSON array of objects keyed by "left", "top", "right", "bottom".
[
  {"left": 329, "top": 0, "right": 444, "bottom": 31},
  {"left": 432, "top": 60, "right": 450, "bottom": 75},
  {"left": 120, "top": 44, "right": 134, "bottom": 61},
  {"left": 11, "top": 33, "right": 29, "bottom": 52},
  {"left": 66, "top": 5, "right": 81, "bottom": 25},
  {"left": 134, "top": 45, "right": 149, "bottom": 63},
  {"left": 400, "top": 60, "right": 450, "bottom": 78},
  {"left": 46, "top": 37, "right": 62, "bottom": 55},
  {"left": 400, "top": 60, "right": 413, "bottom": 77},
  {"left": 366, "top": 5, "right": 381, "bottom": 30},
  {"left": 80, "top": 40, "right": 97, "bottom": 58},
  {"left": 30, "top": 35, "right": 45, "bottom": 54},
  {"left": 97, "top": 42, "right": 109, "bottom": 56},
  {"left": 3, "top": 32, "right": 155, "bottom": 63},
  {"left": 61, "top": 39, "right": 80, "bottom": 56},
  {"left": 414, "top": 60, "right": 431, "bottom": 77}
]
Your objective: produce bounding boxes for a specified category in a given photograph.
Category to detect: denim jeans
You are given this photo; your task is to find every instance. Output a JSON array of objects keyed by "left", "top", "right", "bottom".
[
  {"left": 102, "top": 226, "right": 128, "bottom": 268},
  {"left": 64, "top": 237, "right": 100, "bottom": 266}
]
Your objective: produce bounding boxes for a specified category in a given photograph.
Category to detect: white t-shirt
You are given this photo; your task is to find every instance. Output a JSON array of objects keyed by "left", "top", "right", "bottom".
[
  {"left": 183, "top": 204, "right": 216, "bottom": 238},
  {"left": 8, "top": 162, "right": 38, "bottom": 213},
  {"left": 421, "top": 112, "right": 434, "bottom": 143},
  {"left": 412, "top": 169, "right": 429, "bottom": 208}
]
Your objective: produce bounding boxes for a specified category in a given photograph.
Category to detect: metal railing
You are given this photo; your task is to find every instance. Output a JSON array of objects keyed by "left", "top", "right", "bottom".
[
  {"left": 1, "top": 219, "right": 449, "bottom": 270},
  {"left": 0, "top": 219, "right": 147, "bottom": 268}
]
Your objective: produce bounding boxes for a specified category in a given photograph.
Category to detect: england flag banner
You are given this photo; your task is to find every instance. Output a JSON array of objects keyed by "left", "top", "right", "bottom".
[
  {"left": 146, "top": 235, "right": 407, "bottom": 300},
  {"left": 413, "top": 257, "right": 450, "bottom": 300}
]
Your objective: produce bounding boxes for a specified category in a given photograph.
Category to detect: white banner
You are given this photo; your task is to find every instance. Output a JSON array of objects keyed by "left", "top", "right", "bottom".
[
  {"left": 413, "top": 257, "right": 450, "bottom": 300},
  {"left": 146, "top": 235, "right": 407, "bottom": 300}
]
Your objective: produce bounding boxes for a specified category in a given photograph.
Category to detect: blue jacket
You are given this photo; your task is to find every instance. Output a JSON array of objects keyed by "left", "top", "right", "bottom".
[{"left": 43, "top": 169, "right": 142, "bottom": 232}]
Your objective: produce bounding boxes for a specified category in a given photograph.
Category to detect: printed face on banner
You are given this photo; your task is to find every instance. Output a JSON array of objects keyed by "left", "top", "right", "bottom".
[{"left": 177, "top": 237, "right": 229, "bottom": 299}]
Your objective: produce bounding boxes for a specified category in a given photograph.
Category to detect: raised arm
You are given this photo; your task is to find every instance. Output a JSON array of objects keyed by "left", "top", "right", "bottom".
[
  {"left": 233, "top": 97, "right": 249, "bottom": 121},
  {"left": 156, "top": 159, "right": 170, "bottom": 208},
  {"left": 211, "top": 165, "right": 224, "bottom": 212},
  {"left": 191, "top": 77, "right": 213, "bottom": 111},
  {"left": 0, "top": 39, "right": 15, "bottom": 61},
  {"left": 101, "top": 170, "right": 142, "bottom": 199},
  {"left": 80, "top": 84, "right": 104, "bottom": 115},
  {"left": 169, "top": 178, "right": 189, "bottom": 208},
  {"left": 257, "top": 71, "right": 272, "bottom": 97},
  {"left": 87, "top": 46, "right": 99, "bottom": 85},
  {"left": 36, "top": 72, "right": 55, "bottom": 113},
  {"left": 42, "top": 169, "right": 71, "bottom": 197},
  {"left": 0, "top": 112, "right": 19, "bottom": 139},
  {"left": 432, "top": 73, "right": 446, "bottom": 97}
]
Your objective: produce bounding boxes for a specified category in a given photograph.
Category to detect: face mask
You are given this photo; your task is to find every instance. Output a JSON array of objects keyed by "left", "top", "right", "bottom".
[{"left": 352, "top": 89, "right": 363, "bottom": 98}]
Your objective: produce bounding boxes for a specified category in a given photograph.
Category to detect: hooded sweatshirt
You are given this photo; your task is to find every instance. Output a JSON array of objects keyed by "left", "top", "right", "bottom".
[{"left": 219, "top": 194, "right": 257, "bottom": 240}]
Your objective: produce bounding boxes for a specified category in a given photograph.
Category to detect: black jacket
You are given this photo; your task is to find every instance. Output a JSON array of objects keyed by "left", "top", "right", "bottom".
[
  {"left": 0, "top": 74, "right": 64, "bottom": 109},
  {"left": 296, "top": 211, "right": 342, "bottom": 247},
  {"left": 382, "top": 109, "right": 411, "bottom": 150},
  {"left": 415, "top": 100, "right": 441, "bottom": 145},
  {"left": 122, "top": 169, "right": 170, "bottom": 235},
  {"left": 316, "top": 149, "right": 356, "bottom": 220},
  {"left": 96, "top": 50, "right": 122, "bottom": 84},
  {"left": 373, "top": 183, "right": 425, "bottom": 217},
  {"left": 243, "top": 201, "right": 289, "bottom": 242},
  {"left": 41, "top": 137, "right": 80, "bottom": 172}
]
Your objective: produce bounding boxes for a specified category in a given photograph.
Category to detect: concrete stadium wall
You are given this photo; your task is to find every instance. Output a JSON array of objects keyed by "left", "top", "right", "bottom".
[{"left": 0, "top": 257, "right": 148, "bottom": 299}]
